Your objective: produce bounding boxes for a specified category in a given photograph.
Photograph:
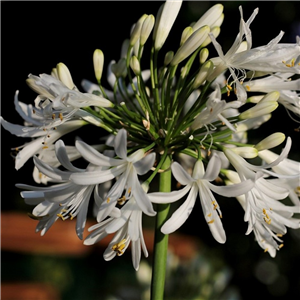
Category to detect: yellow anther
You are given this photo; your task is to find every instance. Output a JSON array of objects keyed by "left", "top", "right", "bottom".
[
  {"left": 59, "top": 203, "right": 63, "bottom": 207},
  {"left": 118, "top": 196, "right": 126, "bottom": 205},
  {"left": 207, "top": 213, "right": 212, "bottom": 218},
  {"left": 42, "top": 146, "right": 49, "bottom": 149},
  {"left": 279, "top": 244, "right": 284, "bottom": 249},
  {"left": 57, "top": 213, "right": 66, "bottom": 221},
  {"left": 69, "top": 213, "right": 74, "bottom": 220},
  {"left": 227, "top": 84, "right": 232, "bottom": 90},
  {"left": 240, "top": 81, "right": 244, "bottom": 84},
  {"left": 245, "top": 85, "right": 250, "bottom": 91},
  {"left": 59, "top": 113, "right": 63, "bottom": 121},
  {"left": 127, "top": 187, "right": 132, "bottom": 195},
  {"left": 39, "top": 172, "right": 43, "bottom": 179},
  {"left": 61, "top": 209, "right": 67, "bottom": 213},
  {"left": 207, "top": 150, "right": 211, "bottom": 156},
  {"left": 52, "top": 113, "right": 56, "bottom": 120},
  {"left": 213, "top": 204, "right": 218, "bottom": 210},
  {"left": 227, "top": 90, "right": 230, "bottom": 97},
  {"left": 286, "top": 64, "right": 291, "bottom": 67},
  {"left": 112, "top": 239, "right": 127, "bottom": 256},
  {"left": 263, "top": 208, "right": 266, "bottom": 214},
  {"left": 43, "top": 128, "right": 46, "bottom": 131},
  {"left": 207, "top": 219, "right": 215, "bottom": 224},
  {"left": 264, "top": 248, "right": 269, "bottom": 253},
  {"left": 107, "top": 197, "right": 110, "bottom": 203},
  {"left": 282, "top": 61, "right": 286, "bottom": 64}
]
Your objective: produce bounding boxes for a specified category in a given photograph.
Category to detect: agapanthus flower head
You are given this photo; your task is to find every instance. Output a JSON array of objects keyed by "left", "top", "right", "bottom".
[{"left": 2, "top": 1, "right": 300, "bottom": 275}]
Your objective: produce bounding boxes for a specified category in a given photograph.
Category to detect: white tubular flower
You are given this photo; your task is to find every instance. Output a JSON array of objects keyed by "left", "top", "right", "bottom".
[
  {"left": 149, "top": 154, "right": 254, "bottom": 243},
  {"left": 209, "top": 6, "right": 300, "bottom": 103},
  {"left": 225, "top": 170, "right": 300, "bottom": 257},
  {"left": 27, "top": 71, "right": 113, "bottom": 109},
  {"left": 70, "top": 128, "right": 156, "bottom": 221},
  {"left": 258, "top": 149, "right": 300, "bottom": 206},
  {"left": 1, "top": 114, "right": 86, "bottom": 170},
  {"left": 84, "top": 183, "right": 150, "bottom": 271},
  {"left": 153, "top": 0, "right": 182, "bottom": 50},
  {"left": 16, "top": 140, "right": 107, "bottom": 239}
]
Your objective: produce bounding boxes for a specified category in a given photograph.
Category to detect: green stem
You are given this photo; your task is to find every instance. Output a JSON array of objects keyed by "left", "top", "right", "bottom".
[{"left": 150, "top": 154, "right": 172, "bottom": 300}]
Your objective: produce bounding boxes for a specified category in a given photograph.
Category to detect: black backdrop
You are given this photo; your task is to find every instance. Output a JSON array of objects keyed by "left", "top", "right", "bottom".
[{"left": 1, "top": 1, "right": 300, "bottom": 300}]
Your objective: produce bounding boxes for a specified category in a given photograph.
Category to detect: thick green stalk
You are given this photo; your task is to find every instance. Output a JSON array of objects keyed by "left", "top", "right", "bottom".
[{"left": 150, "top": 154, "right": 172, "bottom": 300}]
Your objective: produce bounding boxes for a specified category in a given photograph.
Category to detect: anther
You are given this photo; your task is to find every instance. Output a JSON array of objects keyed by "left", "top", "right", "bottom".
[
  {"left": 107, "top": 197, "right": 110, "bottom": 203},
  {"left": 52, "top": 113, "right": 56, "bottom": 120},
  {"left": 279, "top": 244, "right": 284, "bottom": 249},
  {"left": 59, "top": 113, "right": 63, "bottom": 121},
  {"left": 245, "top": 85, "right": 250, "bottom": 91},
  {"left": 207, "top": 219, "right": 214, "bottom": 224}
]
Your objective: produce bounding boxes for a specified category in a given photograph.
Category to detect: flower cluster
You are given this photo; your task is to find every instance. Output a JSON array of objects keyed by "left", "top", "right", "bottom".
[{"left": 2, "top": 0, "right": 300, "bottom": 271}]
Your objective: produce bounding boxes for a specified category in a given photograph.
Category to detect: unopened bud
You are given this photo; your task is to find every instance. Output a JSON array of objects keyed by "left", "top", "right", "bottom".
[
  {"left": 130, "top": 56, "right": 141, "bottom": 75},
  {"left": 57, "top": 63, "right": 75, "bottom": 89},
  {"left": 255, "top": 132, "right": 286, "bottom": 151},
  {"left": 199, "top": 48, "right": 209, "bottom": 64},
  {"left": 164, "top": 51, "right": 174, "bottom": 66},
  {"left": 180, "top": 26, "right": 193, "bottom": 46},
  {"left": 130, "top": 14, "right": 148, "bottom": 47},
  {"left": 192, "top": 4, "right": 224, "bottom": 31},
  {"left": 140, "top": 15, "right": 155, "bottom": 46},
  {"left": 93, "top": 49, "right": 104, "bottom": 83},
  {"left": 153, "top": 0, "right": 182, "bottom": 50},
  {"left": 239, "top": 92, "right": 280, "bottom": 120},
  {"left": 111, "top": 58, "right": 127, "bottom": 78},
  {"left": 231, "top": 147, "right": 258, "bottom": 158},
  {"left": 170, "top": 25, "right": 210, "bottom": 66},
  {"left": 192, "top": 60, "right": 214, "bottom": 89},
  {"left": 201, "top": 26, "right": 220, "bottom": 47}
]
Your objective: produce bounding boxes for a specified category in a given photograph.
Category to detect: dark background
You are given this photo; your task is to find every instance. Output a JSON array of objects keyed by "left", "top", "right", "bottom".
[{"left": 1, "top": 1, "right": 300, "bottom": 300}]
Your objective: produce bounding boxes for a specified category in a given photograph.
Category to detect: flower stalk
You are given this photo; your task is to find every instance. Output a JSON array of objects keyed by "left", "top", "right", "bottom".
[{"left": 150, "top": 154, "right": 172, "bottom": 300}]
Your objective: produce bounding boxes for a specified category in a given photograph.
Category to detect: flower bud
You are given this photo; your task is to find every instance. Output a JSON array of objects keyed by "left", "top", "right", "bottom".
[
  {"left": 239, "top": 92, "right": 280, "bottom": 120},
  {"left": 130, "top": 14, "right": 148, "bottom": 47},
  {"left": 170, "top": 25, "right": 210, "bottom": 66},
  {"left": 180, "top": 26, "right": 193, "bottom": 46},
  {"left": 192, "top": 4, "right": 224, "bottom": 31},
  {"left": 201, "top": 26, "right": 220, "bottom": 48},
  {"left": 130, "top": 56, "right": 141, "bottom": 75},
  {"left": 199, "top": 48, "right": 209, "bottom": 64},
  {"left": 255, "top": 132, "right": 286, "bottom": 151},
  {"left": 153, "top": 0, "right": 182, "bottom": 50},
  {"left": 235, "top": 114, "right": 271, "bottom": 132},
  {"left": 57, "top": 63, "right": 75, "bottom": 89},
  {"left": 140, "top": 15, "right": 155, "bottom": 46},
  {"left": 192, "top": 60, "right": 214, "bottom": 89},
  {"left": 93, "top": 49, "right": 104, "bottom": 83},
  {"left": 231, "top": 147, "right": 258, "bottom": 158},
  {"left": 111, "top": 58, "right": 127, "bottom": 78},
  {"left": 164, "top": 51, "right": 174, "bottom": 66}
]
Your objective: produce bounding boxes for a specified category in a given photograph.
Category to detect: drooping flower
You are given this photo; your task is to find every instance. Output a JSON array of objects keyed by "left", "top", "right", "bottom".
[
  {"left": 17, "top": 139, "right": 108, "bottom": 239},
  {"left": 84, "top": 183, "right": 150, "bottom": 271},
  {"left": 70, "top": 128, "right": 157, "bottom": 221},
  {"left": 149, "top": 153, "right": 254, "bottom": 243}
]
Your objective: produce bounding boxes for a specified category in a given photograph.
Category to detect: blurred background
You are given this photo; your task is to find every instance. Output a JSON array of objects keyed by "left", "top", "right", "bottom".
[{"left": 1, "top": 1, "right": 300, "bottom": 299}]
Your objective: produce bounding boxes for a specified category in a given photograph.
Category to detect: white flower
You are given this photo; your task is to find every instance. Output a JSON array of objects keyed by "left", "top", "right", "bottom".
[
  {"left": 191, "top": 84, "right": 238, "bottom": 131},
  {"left": 209, "top": 6, "right": 300, "bottom": 103},
  {"left": 225, "top": 170, "right": 300, "bottom": 257},
  {"left": 84, "top": 183, "right": 149, "bottom": 271},
  {"left": 149, "top": 154, "right": 254, "bottom": 243},
  {"left": 17, "top": 139, "right": 105, "bottom": 239},
  {"left": 1, "top": 114, "right": 86, "bottom": 170},
  {"left": 70, "top": 128, "right": 156, "bottom": 221},
  {"left": 258, "top": 149, "right": 300, "bottom": 206}
]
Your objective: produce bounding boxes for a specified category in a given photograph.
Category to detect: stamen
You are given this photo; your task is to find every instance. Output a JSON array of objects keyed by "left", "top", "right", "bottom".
[
  {"left": 107, "top": 197, "right": 110, "bottom": 203},
  {"left": 279, "top": 244, "right": 284, "bottom": 249},
  {"left": 276, "top": 233, "right": 283, "bottom": 237},
  {"left": 245, "top": 85, "right": 250, "bottom": 91},
  {"left": 117, "top": 196, "right": 126, "bottom": 205},
  {"left": 264, "top": 248, "right": 269, "bottom": 253},
  {"left": 112, "top": 238, "right": 127, "bottom": 256},
  {"left": 207, "top": 219, "right": 215, "bottom": 224},
  {"left": 52, "top": 113, "right": 56, "bottom": 120},
  {"left": 59, "top": 113, "right": 63, "bottom": 121}
]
